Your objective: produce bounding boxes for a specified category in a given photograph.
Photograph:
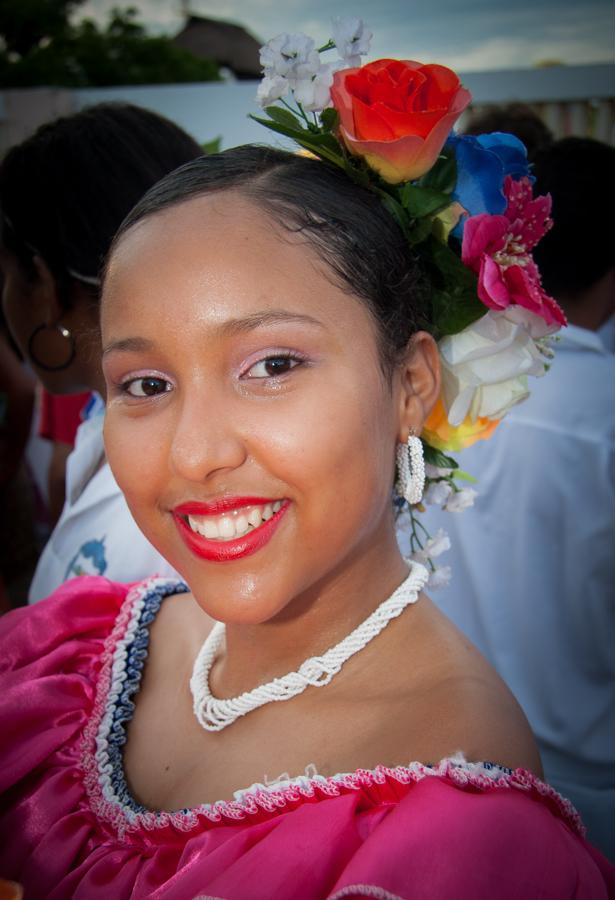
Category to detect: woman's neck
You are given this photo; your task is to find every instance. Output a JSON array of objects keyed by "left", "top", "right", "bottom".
[{"left": 210, "top": 533, "right": 410, "bottom": 698}]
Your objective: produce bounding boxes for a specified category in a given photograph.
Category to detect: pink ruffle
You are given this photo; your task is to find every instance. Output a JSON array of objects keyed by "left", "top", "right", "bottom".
[{"left": 1, "top": 577, "right": 614, "bottom": 900}]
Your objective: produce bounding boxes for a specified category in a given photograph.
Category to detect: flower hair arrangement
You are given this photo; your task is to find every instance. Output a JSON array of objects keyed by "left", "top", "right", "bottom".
[{"left": 253, "top": 19, "right": 565, "bottom": 587}]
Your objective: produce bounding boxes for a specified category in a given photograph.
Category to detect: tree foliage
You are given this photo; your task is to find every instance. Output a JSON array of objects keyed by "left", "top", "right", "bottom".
[{"left": 0, "top": 4, "right": 220, "bottom": 87}]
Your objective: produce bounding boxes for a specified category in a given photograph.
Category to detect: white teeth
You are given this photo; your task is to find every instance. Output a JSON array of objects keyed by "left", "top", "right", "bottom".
[
  {"left": 203, "top": 519, "right": 219, "bottom": 539},
  {"left": 247, "top": 507, "right": 263, "bottom": 528},
  {"left": 218, "top": 517, "right": 235, "bottom": 539},
  {"left": 234, "top": 514, "right": 249, "bottom": 536},
  {"left": 185, "top": 500, "right": 285, "bottom": 541}
]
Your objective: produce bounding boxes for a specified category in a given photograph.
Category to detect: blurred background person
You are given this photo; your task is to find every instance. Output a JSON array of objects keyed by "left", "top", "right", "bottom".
[
  {"left": 0, "top": 102, "right": 203, "bottom": 604},
  {"left": 422, "top": 135, "right": 615, "bottom": 859},
  {"left": 38, "top": 388, "right": 92, "bottom": 525},
  {"left": 464, "top": 102, "right": 554, "bottom": 161},
  {"left": 0, "top": 314, "right": 38, "bottom": 611}
]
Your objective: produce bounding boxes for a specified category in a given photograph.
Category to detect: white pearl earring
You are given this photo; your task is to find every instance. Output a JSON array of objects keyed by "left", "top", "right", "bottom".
[{"left": 396, "top": 433, "right": 425, "bottom": 506}]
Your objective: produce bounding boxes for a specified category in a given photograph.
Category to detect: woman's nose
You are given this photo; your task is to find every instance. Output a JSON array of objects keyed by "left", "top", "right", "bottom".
[{"left": 169, "top": 390, "right": 247, "bottom": 484}]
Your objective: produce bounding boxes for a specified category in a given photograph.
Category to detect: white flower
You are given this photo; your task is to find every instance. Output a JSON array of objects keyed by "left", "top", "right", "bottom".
[
  {"left": 256, "top": 74, "right": 289, "bottom": 107},
  {"left": 502, "top": 304, "right": 560, "bottom": 339},
  {"left": 293, "top": 62, "right": 337, "bottom": 112},
  {"left": 423, "top": 480, "right": 453, "bottom": 507},
  {"left": 438, "top": 310, "right": 547, "bottom": 427},
  {"left": 428, "top": 566, "right": 452, "bottom": 589},
  {"left": 260, "top": 33, "right": 320, "bottom": 86},
  {"left": 425, "top": 463, "right": 453, "bottom": 479},
  {"left": 331, "top": 16, "right": 372, "bottom": 66},
  {"left": 444, "top": 488, "right": 477, "bottom": 512},
  {"left": 412, "top": 529, "right": 451, "bottom": 564}
]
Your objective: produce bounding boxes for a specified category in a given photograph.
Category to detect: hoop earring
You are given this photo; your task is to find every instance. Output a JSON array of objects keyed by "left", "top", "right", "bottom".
[
  {"left": 396, "top": 433, "right": 425, "bottom": 506},
  {"left": 27, "top": 322, "right": 76, "bottom": 372}
]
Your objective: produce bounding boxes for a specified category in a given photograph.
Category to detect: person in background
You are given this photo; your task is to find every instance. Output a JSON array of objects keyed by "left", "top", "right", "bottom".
[
  {"left": 0, "top": 318, "right": 37, "bottom": 611},
  {"left": 37, "top": 388, "right": 92, "bottom": 524},
  {"left": 0, "top": 103, "right": 203, "bottom": 603},
  {"left": 422, "top": 136, "right": 615, "bottom": 859},
  {"left": 464, "top": 102, "right": 553, "bottom": 160}
]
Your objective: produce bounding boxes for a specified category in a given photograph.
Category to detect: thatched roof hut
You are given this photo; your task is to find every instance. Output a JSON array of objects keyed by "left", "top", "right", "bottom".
[{"left": 174, "top": 15, "right": 261, "bottom": 79}]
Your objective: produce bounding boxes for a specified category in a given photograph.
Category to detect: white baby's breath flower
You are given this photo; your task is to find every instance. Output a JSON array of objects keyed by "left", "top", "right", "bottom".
[
  {"left": 428, "top": 566, "right": 452, "bottom": 590},
  {"left": 256, "top": 74, "right": 289, "bottom": 107},
  {"left": 410, "top": 529, "right": 451, "bottom": 565},
  {"left": 260, "top": 33, "right": 320, "bottom": 85},
  {"left": 438, "top": 310, "right": 547, "bottom": 427},
  {"left": 423, "top": 480, "right": 453, "bottom": 507},
  {"left": 331, "top": 16, "right": 372, "bottom": 66},
  {"left": 444, "top": 488, "right": 477, "bottom": 513},
  {"left": 293, "top": 62, "right": 337, "bottom": 112},
  {"left": 425, "top": 463, "right": 453, "bottom": 479}
]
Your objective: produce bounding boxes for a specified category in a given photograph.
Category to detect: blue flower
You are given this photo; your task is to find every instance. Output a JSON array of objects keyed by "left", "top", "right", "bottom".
[{"left": 447, "top": 131, "right": 531, "bottom": 238}]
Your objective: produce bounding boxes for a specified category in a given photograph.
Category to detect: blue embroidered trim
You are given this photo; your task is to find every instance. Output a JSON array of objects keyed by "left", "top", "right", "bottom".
[{"left": 104, "top": 578, "right": 189, "bottom": 814}]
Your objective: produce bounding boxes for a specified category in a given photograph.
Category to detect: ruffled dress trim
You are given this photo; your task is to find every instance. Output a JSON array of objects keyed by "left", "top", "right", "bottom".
[{"left": 80, "top": 577, "right": 585, "bottom": 842}]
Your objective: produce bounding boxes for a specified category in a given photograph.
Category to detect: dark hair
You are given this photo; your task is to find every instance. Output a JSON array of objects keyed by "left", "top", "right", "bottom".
[
  {"left": 532, "top": 137, "right": 615, "bottom": 297},
  {"left": 465, "top": 104, "right": 553, "bottom": 161},
  {"left": 0, "top": 102, "right": 203, "bottom": 306},
  {"left": 111, "top": 145, "right": 428, "bottom": 373}
]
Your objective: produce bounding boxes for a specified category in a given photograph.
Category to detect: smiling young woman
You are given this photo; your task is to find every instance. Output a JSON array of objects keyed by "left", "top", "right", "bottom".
[{"left": 1, "top": 145, "right": 613, "bottom": 898}]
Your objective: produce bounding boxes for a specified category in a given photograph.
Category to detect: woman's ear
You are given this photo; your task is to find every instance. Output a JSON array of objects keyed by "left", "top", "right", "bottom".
[
  {"left": 32, "top": 254, "right": 63, "bottom": 323},
  {"left": 396, "top": 331, "right": 440, "bottom": 441}
]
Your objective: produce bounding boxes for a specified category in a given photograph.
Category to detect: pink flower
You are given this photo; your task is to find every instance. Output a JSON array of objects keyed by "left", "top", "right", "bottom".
[{"left": 461, "top": 176, "right": 566, "bottom": 329}]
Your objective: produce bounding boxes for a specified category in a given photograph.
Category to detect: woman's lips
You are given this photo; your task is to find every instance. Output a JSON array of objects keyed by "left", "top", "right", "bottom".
[{"left": 173, "top": 498, "right": 290, "bottom": 562}]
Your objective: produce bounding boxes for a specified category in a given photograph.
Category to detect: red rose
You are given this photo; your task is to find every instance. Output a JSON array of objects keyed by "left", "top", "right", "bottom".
[{"left": 331, "top": 59, "right": 471, "bottom": 183}]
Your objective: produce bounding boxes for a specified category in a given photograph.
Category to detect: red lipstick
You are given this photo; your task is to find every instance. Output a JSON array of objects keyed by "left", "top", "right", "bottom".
[{"left": 173, "top": 498, "right": 289, "bottom": 562}]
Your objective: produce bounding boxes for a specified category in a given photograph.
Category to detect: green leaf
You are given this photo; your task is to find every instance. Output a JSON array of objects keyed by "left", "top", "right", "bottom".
[
  {"left": 263, "top": 105, "right": 303, "bottom": 130},
  {"left": 320, "top": 108, "right": 339, "bottom": 132},
  {"left": 454, "top": 469, "right": 478, "bottom": 484},
  {"left": 423, "top": 443, "right": 459, "bottom": 470},
  {"left": 201, "top": 135, "right": 221, "bottom": 155},
  {"left": 400, "top": 184, "right": 451, "bottom": 218},
  {"left": 407, "top": 216, "right": 435, "bottom": 246},
  {"left": 424, "top": 237, "right": 485, "bottom": 336},
  {"left": 420, "top": 153, "right": 457, "bottom": 194}
]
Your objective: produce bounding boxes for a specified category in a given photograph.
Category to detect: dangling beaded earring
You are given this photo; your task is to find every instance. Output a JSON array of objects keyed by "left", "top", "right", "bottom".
[{"left": 396, "top": 432, "right": 425, "bottom": 506}]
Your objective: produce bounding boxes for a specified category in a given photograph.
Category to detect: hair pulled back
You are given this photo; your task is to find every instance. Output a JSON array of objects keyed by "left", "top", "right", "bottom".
[
  {"left": 113, "top": 145, "right": 428, "bottom": 373},
  {"left": 0, "top": 102, "right": 202, "bottom": 305}
]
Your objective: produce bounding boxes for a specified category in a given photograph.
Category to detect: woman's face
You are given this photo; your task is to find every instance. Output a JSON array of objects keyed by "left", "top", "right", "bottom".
[{"left": 102, "top": 193, "right": 421, "bottom": 624}]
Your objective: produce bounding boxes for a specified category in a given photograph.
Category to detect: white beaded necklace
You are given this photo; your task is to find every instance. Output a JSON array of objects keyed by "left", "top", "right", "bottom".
[{"left": 190, "top": 561, "right": 429, "bottom": 732}]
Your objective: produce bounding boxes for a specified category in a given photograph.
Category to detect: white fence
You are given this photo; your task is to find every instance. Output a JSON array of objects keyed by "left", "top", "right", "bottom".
[{"left": 1, "top": 62, "right": 614, "bottom": 155}]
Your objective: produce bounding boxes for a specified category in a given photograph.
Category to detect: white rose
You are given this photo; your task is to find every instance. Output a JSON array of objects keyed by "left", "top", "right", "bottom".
[
  {"left": 438, "top": 310, "right": 547, "bottom": 426},
  {"left": 256, "top": 74, "right": 289, "bottom": 107},
  {"left": 423, "top": 480, "right": 453, "bottom": 507},
  {"left": 331, "top": 17, "right": 372, "bottom": 66},
  {"left": 428, "top": 566, "right": 452, "bottom": 589},
  {"left": 444, "top": 488, "right": 477, "bottom": 512}
]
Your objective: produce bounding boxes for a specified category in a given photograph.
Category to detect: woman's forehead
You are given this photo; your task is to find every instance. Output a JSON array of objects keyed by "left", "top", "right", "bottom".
[{"left": 101, "top": 192, "right": 379, "bottom": 349}]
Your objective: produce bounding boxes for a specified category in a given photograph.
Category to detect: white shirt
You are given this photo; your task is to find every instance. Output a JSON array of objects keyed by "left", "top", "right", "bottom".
[
  {"left": 29, "top": 412, "right": 179, "bottom": 603},
  {"left": 421, "top": 324, "right": 615, "bottom": 859}
]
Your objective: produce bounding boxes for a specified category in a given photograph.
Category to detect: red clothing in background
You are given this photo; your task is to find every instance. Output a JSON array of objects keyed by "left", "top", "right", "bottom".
[{"left": 38, "top": 389, "right": 91, "bottom": 447}]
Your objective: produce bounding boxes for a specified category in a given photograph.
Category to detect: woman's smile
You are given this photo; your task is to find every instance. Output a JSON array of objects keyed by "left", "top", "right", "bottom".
[{"left": 173, "top": 498, "right": 290, "bottom": 562}]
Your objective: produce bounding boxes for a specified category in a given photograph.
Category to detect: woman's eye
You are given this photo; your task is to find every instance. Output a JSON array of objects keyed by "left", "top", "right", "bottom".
[
  {"left": 245, "top": 355, "right": 302, "bottom": 379},
  {"left": 122, "top": 376, "right": 171, "bottom": 398}
]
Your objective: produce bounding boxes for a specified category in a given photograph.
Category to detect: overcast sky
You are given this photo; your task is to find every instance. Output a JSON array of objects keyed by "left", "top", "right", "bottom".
[{"left": 80, "top": 0, "right": 615, "bottom": 71}]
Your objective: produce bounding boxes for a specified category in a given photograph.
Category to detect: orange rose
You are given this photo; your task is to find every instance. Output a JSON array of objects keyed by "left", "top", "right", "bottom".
[
  {"left": 422, "top": 398, "right": 500, "bottom": 452},
  {"left": 331, "top": 59, "right": 471, "bottom": 184}
]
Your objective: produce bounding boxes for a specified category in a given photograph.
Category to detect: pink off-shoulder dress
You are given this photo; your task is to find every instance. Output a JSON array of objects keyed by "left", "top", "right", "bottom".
[{"left": 1, "top": 576, "right": 614, "bottom": 900}]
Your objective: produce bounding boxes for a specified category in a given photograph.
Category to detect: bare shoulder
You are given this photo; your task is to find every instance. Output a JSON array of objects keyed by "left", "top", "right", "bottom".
[
  {"left": 388, "top": 596, "right": 543, "bottom": 777},
  {"left": 145, "top": 589, "right": 215, "bottom": 685}
]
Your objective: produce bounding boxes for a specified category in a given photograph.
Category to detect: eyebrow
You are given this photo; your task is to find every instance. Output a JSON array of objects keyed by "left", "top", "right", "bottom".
[
  {"left": 102, "top": 310, "right": 325, "bottom": 356},
  {"left": 217, "top": 309, "right": 325, "bottom": 336}
]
